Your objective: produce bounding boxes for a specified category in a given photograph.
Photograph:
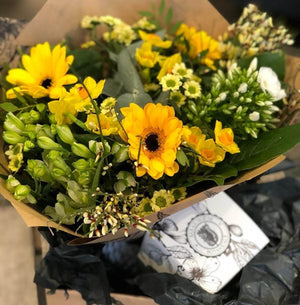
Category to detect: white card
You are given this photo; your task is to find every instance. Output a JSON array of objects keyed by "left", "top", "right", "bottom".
[{"left": 138, "top": 192, "right": 269, "bottom": 293}]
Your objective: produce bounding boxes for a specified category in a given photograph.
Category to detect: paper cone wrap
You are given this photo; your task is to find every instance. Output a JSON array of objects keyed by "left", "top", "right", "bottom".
[{"left": 0, "top": 0, "right": 298, "bottom": 243}]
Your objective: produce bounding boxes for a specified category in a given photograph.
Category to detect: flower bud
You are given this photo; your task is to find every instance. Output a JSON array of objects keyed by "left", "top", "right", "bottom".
[
  {"left": 37, "top": 136, "right": 63, "bottom": 151},
  {"left": 56, "top": 125, "right": 75, "bottom": 144},
  {"left": 2, "top": 131, "right": 25, "bottom": 144},
  {"left": 89, "top": 140, "right": 103, "bottom": 155},
  {"left": 24, "top": 140, "right": 35, "bottom": 152},
  {"left": 67, "top": 180, "right": 89, "bottom": 205},
  {"left": 36, "top": 125, "right": 53, "bottom": 138},
  {"left": 114, "top": 146, "right": 129, "bottom": 163},
  {"left": 72, "top": 159, "right": 90, "bottom": 171},
  {"left": 26, "top": 159, "right": 52, "bottom": 182},
  {"left": 36, "top": 103, "right": 46, "bottom": 113},
  {"left": 4, "top": 112, "right": 25, "bottom": 133},
  {"left": 14, "top": 184, "right": 31, "bottom": 200},
  {"left": 77, "top": 171, "right": 92, "bottom": 186},
  {"left": 5, "top": 175, "right": 20, "bottom": 193},
  {"left": 71, "top": 142, "right": 94, "bottom": 159}
]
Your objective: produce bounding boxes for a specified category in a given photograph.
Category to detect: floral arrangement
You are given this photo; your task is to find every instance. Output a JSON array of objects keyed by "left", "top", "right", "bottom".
[{"left": 0, "top": 2, "right": 299, "bottom": 239}]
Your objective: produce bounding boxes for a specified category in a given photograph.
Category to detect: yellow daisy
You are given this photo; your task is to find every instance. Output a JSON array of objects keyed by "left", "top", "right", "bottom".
[
  {"left": 70, "top": 77, "right": 105, "bottom": 111},
  {"left": 48, "top": 77, "right": 105, "bottom": 125},
  {"left": 135, "top": 42, "right": 159, "bottom": 68},
  {"left": 189, "top": 31, "right": 221, "bottom": 69},
  {"left": 120, "top": 103, "right": 183, "bottom": 180},
  {"left": 214, "top": 121, "right": 240, "bottom": 154},
  {"left": 139, "top": 30, "right": 172, "bottom": 48},
  {"left": 6, "top": 42, "right": 77, "bottom": 99},
  {"left": 157, "top": 53, "right": 182, "bottom": 81},
  {"left": 197, "top": 138, "right": 225, "bottom": 167},
  {"left": 150, "top": 189, "right": 175, "bottom": 212}
]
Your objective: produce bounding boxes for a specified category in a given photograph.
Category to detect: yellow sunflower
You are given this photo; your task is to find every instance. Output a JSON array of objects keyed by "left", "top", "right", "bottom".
[
  {"left": 120, "top": 103, "right": 183, "bottom": 180},
  {"left": 6, "top": 42, "right": 77, "bottom": 99}
]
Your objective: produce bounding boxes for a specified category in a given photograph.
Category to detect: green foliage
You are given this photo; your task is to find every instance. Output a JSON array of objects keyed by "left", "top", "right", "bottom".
[
  {"left": 0, "top": 102, "right": 19, "bottom": 112},
  {"left": 238, "top": 50, "right": 285, "bottom": 81},
  {"left": 229, "top": 123, "right": 300, "bottom": 171},
  {"left": 69, "top": 49, "right": 104, "bottom": 80}
]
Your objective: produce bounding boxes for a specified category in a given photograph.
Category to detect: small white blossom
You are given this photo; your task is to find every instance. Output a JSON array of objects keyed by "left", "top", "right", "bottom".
[
  {"left": 238, "top": 83, "right": 248, "bottom": 93},
  {"left": 172, "top": 63, "right": 193, "bottom": 79},
  {"left": 183, "top": 80, "right": 201, "bottom": 98},
  {"left": 249, "top": 111, "right": 260, "bottom": 121},
  {"left": 219, "top": 92, "right": 227, "bottom": 101}
]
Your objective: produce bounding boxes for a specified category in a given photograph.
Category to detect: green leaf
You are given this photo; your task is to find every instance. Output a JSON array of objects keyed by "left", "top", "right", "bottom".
[
  {"left": 116, "top": 92, "right": 152, "bottom": 118},
  {"left": 229, "top": 123, "right": 300, "bottom": 171},
  {"left": 0, "top": 102, "right": 19, "bottom": 112},
  {"left": 158, "top": 0, "right": 165, "bottom": 16},
  {"left": 165, "top": 7, "right": 173, "bottom": 25},
  {"left": 69, "top": 49, "right": 103, "bottom": 80},
  {"left": 11, "top": 89, "right": 28, "bottom": 106},
  {"left": 180, "top": 164, "right": 238, "bottom": 187},
  {"left": 238, "top": 51, "right": 285, "bottom": 81},
  {"left": 117, "top": 48, "right": 144, "bottom": 93},
  {"left": 155, "top": 91, "right": 169, "bottom": 105},
  {"left": 114, "top": 180, "right": 127, "bottom": 193},
  {"left": 139, "top": 11, "right": 154, "bottom": 18},
  {"left": 170, "top": 21, "right": 183, "bottom": 34},
  {"left": 102, "top": 78, "right": 124, "bottom": 97},
  {"left": 177, "top": 149, "right": 189, "bottom": 166}
]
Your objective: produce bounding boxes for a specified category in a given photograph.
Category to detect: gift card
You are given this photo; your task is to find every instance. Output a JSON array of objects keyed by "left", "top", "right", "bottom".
[{"left": 138, "top": 192, "right": 269, "bottom": 293}]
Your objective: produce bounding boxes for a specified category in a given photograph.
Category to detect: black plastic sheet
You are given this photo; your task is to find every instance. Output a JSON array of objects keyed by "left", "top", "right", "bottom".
[{"left": 35, "top": 176, "right": 300, "bottom": 305}]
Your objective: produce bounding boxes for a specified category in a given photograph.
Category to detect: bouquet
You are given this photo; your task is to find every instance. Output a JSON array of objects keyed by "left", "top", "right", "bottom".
[{"left": 0, "top": 0, "right": 299, "bottom": 243}]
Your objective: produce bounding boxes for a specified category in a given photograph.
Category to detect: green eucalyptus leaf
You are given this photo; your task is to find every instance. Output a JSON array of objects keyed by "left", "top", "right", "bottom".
[
  {"left": 102, "top": 78, "right": 124, "bottom": 97},
  {"left": 116, "top": 92, "right": 152, "bottom": 118},
  {"left": 229, "top": 123, "right": 300, "bottom": 171},
  {"left": 117, "top": 48, "right": 144, "bottom": 93},
  {"left": 155, "top": 91, "right": 169, "bottom": 105}
]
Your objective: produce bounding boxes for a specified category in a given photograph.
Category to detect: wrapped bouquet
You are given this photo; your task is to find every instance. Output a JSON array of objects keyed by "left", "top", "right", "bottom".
[{"left": 0, "top": 0, "right": 299, "bottom": 243}]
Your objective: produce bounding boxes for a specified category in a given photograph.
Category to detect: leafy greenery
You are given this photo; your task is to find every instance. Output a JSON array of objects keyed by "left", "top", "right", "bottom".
[{"left": 229, "top": 123, "right": 300, "bottom": 171}]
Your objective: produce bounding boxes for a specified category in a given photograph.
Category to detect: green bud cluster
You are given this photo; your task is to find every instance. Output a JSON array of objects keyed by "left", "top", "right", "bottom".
[
  {"left": 5, "top": 175, "right": 36, "bottom": 204},
  {"left": 182, "top": 63, "right": 280, "bottom": 139}
]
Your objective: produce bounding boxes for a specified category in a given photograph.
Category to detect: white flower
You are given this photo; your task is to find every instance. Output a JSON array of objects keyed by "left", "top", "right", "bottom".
[
  {"left": 172, "top": 63, "right": 193, "bottom": 79},
  {"left": 249, "top": 111, "right": 260, "bottom": 121},
  {"left": 238, "top": 83, "right": 248, "bottom": 93},
  {"left": 257, "top": 67, "right": 286, "bottom": 101},
  {"left": 219, "top": 92, "right": 227, "bottom": 101},
  {"left": 160, "top": 74, "right": 182, "bottom": 92},
  {"left": 183, "top": 80, "right": 201, "bottom": 98}
]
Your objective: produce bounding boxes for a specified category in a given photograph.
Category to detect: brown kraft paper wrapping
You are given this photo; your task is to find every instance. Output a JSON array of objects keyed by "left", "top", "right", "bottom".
[{"left": 0, "top": 0, "right": 298, "bottom": 243}]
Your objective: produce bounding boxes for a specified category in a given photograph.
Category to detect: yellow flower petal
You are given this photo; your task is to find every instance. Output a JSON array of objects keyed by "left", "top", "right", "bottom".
[{"left": 120, "top": 103, "right": 183, "bottom": 179}]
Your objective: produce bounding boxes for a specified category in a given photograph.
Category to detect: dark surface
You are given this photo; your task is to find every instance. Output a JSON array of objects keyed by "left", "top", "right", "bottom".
[{"left": 34, "top": 174, "right": 300, "bottom": 305}]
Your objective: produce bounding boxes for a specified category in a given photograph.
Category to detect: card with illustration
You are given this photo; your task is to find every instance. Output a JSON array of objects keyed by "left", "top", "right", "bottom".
[{"left": 138, "top": 192, "right": 270, "bottom": 293}]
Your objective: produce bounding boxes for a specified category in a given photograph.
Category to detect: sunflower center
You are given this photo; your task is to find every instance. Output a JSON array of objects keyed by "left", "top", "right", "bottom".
[
  {"left": 41, "top": 78, "right": 52, "bottom": 89},
  {"left": 144, "top": 133, "right": 160, "bottom": 152}
]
